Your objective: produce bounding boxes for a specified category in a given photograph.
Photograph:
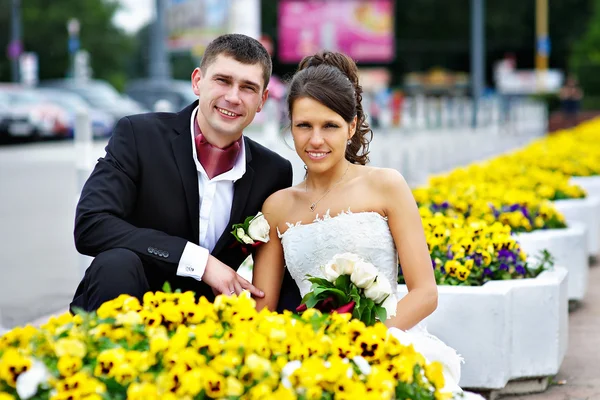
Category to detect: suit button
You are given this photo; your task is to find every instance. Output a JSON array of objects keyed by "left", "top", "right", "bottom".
[
  {"left": 147, "top": 247, "right": 153, "bottom": 254},
  {"left": 164, "top": 251, "right": 169, "bottom": 258},
  {"left": 158, "top": 251, "right": 164, "bottom": 257}
]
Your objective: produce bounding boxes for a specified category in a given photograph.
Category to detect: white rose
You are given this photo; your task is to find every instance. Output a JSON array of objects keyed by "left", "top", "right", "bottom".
[
  {"left": 350, "top": 261, "right": 378, "bottom": 288},
  {"left": 236, "top": 228, "right": 255, "bottom": 245},
  {"left": 381, "top": 294, "right": 397, "bottom": 319},
  {"left": 332, "top": 253, "right": 362, "bottom": 275},
  {"left": 323, "top": 261, "right": 343, "bottom": 282},
  {"left": 247, "top": 212, "right": 270, "bottom": 243},
  {"left": 17, "top": 361, "right": 50, "bottom": 400},
  {"left": 364, "top": 277, "right": 393, "bottom": 303}
]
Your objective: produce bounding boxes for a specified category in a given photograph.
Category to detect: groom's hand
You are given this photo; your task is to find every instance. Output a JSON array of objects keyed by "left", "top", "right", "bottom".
[{"left": 203, "top": 255, "right": 265, "bottom": 298}]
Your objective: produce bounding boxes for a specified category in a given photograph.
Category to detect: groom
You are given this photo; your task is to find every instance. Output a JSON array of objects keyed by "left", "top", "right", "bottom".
[{"left": 70, "top": 34, "right": 301, "bottom": 312}]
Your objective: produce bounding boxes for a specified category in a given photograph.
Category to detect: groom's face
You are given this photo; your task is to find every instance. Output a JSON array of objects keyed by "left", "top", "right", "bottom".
[{"left": 192, "top": 55, "right": 269, "bottom": 146}]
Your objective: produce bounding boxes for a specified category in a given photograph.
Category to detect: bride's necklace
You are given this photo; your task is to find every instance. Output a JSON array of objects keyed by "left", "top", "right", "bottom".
[{"left": 305, "top": 163, "right": 350, "bottom": 212}]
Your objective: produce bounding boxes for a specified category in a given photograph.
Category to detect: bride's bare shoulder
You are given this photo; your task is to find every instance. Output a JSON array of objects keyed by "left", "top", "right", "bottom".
[
  {"left": 262, "top": 186, "right": 303, "bottom": 222},
  {"left": 360, "top": 166, "right": 408, "bottom": 189}
]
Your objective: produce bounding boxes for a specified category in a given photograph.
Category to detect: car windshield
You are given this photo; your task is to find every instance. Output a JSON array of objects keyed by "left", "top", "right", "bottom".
[
  {"left": 38, "top": 90, "right": 89, "bottom": 111},
  {"left": 3, "top": 90, "right": 44, "bottom": 106}
]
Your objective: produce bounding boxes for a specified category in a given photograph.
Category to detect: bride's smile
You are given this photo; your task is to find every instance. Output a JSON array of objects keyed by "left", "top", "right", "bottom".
[{"left": 291, "top": 97, "right": 356, "bottom": 175}]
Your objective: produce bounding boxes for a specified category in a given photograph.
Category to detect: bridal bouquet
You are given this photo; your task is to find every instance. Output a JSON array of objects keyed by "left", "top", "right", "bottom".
[{"left": 296, "top": 253, "right": 397, "bottom": 326}]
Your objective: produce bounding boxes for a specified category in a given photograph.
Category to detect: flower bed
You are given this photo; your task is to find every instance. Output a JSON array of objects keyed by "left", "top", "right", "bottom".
[
  {"left": 413, "top": 184, "right": 567, "bottom": 233},
  {"left": 397, "top": 267, "right": 568, "bottom": 389},
  {"left": 428, "top": 162, "right": 586, "bottom": 202},
  {"left": 0, "top": 292, "right": 451, "bottom": 400},
  {"left": 398, "top": 211, "right": 553, "bottom": 287}
]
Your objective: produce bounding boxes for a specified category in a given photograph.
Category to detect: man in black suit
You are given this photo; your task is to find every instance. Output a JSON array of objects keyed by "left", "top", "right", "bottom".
[{"left": 70, "top": 34, "right": 301, "bottom": 312}]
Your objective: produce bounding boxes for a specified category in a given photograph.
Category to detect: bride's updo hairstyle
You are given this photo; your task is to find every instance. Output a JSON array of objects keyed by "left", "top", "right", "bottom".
[{"left": 287, "top": 51, "right": 373, "bottom": 165}]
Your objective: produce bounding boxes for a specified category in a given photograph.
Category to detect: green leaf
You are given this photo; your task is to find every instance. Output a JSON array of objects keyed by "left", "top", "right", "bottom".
[
  {"left": 305, "top": 295, "right": 321, "bottom": 309},
  {"left": 307, "top": 276, "right": 335, "bottom": 288},
  {"left": 323, "top": 288, "right": 353, "bottom": 304},
  {"left": 300, "top": 291, "right": 314, "bottom": 304},
  {"left": 334, "top": 274, "right": 352, "bottom": 292},
  {"left": 375, "top": 305, "right": 388, "bottom": 322},
  {"left": 162, "top": 282, "right": 172, "bottom": 293},
  {"left": 352, "top": 305, "right": 363, "bottom": 321}
]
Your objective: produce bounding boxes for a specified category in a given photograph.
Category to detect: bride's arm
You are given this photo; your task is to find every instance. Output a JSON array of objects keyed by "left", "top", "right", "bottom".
[
  {"left": 378, "top": 169, "right": 438, "bottom": 330},
  {"left": 252, "top": 191, "right": 287, "bottom": 311}
]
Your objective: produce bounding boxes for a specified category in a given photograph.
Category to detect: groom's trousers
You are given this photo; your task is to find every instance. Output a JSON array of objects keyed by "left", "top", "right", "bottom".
[{"left": 70, "top": 248, "right": 152, "bottom": 312}]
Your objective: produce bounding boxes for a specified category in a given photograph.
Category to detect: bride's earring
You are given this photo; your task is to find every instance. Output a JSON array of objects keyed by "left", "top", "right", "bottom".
[{"left": 347, "top": 139, "right": 352, "bottom": 145}]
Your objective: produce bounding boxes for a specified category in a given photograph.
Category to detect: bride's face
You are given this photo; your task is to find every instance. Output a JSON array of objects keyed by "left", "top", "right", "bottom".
[{"left": 291, "top": 97, "right": 356, "bottom": 173}]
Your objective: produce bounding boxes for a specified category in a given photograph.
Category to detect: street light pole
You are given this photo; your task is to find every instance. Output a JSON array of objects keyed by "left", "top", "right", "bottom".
[
  {"left": 67, "top": 18, "right": 80, "bottom": 79},
  {"left": 10, "top": 0, "right": 22, "bottom": 83},
  {"left": 149, "top": 0, "right": 171, "bottom": 81},
  {"left": 470, "top": 0, "right": 485, "bottom": 129},
  {"left": 535, "top": 0, "right": 549, "bottom": 90}
]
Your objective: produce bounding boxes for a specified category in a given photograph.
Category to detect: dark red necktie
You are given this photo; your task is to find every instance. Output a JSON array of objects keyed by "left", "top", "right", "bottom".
[{"left": 193, "top": 120, "right": 241, "bottom": 180}]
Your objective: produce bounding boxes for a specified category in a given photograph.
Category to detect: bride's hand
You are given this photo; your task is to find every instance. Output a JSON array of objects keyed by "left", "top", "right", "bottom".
[{"left": 203, "top": 255, "right": 265, "bottom": 298}]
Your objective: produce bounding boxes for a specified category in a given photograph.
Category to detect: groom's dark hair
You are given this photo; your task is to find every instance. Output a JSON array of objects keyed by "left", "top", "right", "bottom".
[{"left": 200, "top": 34, "right": 272, "bottom": 90}]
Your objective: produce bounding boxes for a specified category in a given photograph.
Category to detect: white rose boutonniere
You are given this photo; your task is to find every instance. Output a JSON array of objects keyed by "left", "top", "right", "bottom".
[{"left": 231, "top": 212, "right": 271, "bottom": 254}]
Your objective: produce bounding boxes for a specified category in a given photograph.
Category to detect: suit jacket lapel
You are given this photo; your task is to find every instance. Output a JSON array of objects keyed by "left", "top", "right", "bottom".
[
  {"left": 212, "top": 140, "right": 255, "bottom": 255},
  {"left": 171, "top": 102, "right": 200, "bottom": 242}
]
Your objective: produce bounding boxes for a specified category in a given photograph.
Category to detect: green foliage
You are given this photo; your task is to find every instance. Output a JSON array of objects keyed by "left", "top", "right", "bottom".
[
  {"left": 0, "top": 0, "right": 135, "bottom": 89},
  {"left": 569, "top": 0, "right": 600, "bottom": 99}
]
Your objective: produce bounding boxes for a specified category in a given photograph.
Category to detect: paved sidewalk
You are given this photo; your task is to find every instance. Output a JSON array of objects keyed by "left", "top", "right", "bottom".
[{"left": 505, "top": 262, "right": 600, "bottom": 400}]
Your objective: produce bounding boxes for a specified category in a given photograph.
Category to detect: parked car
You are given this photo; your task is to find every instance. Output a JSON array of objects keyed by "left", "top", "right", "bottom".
[
  {"left": 0, "top": 86, "right": 70, "bottom": 140},
  {"left": 125, "top": 79, "right": 197, "bottom": 112},
  {"left": 39, "top": 79, "right": 148, "bottom": 120},
  {"left": 36, "top": 88, "right": 115, "bottom": 138}
]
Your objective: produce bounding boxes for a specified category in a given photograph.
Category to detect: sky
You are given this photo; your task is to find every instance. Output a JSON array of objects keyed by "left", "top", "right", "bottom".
[{"left": 113, "top": 0, "right": 155, "bottom": 34}]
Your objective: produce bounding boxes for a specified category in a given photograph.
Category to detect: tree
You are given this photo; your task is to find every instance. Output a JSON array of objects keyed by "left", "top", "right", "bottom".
[
  {"left": 570, "top": 0, "right": 600, "bottom": 106},
  {"left": 0, "top": 0, "right": 136, "bottom": 90}
]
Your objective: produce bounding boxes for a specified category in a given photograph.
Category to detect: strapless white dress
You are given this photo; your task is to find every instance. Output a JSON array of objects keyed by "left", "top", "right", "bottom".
[{"left": 278, "top": 210, "right": 484, "bottom": 399}]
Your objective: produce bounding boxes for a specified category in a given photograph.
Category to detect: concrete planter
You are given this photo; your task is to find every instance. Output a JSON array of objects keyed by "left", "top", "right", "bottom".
[
  {"left": 570, "top": 176, "right": 600, "bottom": 198},
  {"left": 553, "top": 197, "right": 600, "bottom": 257},
  {"left": 515, "top": 222, "right": 588, "bottom": 301},
  {"left": 396, "top": 267, "right": 568, "bottom": 390}
]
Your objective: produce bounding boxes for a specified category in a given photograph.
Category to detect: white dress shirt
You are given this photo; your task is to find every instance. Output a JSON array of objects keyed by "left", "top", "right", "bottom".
[{"left": 176, "top": 106, "right": 246, "bottom": 280}]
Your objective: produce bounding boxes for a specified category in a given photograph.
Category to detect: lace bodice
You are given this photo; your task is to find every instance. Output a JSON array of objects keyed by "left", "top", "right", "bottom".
[{"left": 278, "top": 210, "right": 399, "bottom": 297}]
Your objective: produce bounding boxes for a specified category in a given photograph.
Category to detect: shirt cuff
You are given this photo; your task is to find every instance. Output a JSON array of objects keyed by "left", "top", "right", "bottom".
[{"left": 176, "top": 242, "right": 209, "bottom": 281}]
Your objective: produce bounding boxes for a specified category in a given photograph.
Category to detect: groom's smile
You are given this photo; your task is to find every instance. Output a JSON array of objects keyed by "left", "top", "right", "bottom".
[{"left": 215, "top": 106, "right": 241, "bottom": 119}]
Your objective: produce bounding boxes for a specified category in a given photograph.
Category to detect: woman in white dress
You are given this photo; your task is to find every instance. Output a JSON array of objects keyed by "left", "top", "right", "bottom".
[{"left": 251, "top": 51, "right": 482, "bottom": 399}]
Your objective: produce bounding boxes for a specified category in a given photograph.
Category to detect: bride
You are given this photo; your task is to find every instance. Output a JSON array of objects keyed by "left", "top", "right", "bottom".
[{"left": 251, "top": 51, "right": 482, "bottom": 399}]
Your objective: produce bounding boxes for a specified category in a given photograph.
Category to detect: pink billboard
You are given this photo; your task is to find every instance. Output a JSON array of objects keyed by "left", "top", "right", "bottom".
[{"left": 278, "top": 0, "right": 395, "bottom": 63}]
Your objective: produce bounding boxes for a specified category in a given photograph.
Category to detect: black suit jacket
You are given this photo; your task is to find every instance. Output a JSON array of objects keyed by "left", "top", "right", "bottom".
[{"left": 74, "top": 101, "right": 301, "bottom": 312}]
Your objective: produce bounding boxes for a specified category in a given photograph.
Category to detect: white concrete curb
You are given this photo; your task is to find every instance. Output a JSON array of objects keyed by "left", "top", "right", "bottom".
[
  {"left": 571, "top": 176, "right": 600, "bottom": 199},
  {"left": 554, "top": 196, "right": 600, "bottom": 257},
  {"left": 397, "top": 267, "right": 568, "bottom": 390},
  {"left": 515, "top": 222, "right": 588, "bottom": 301}
]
